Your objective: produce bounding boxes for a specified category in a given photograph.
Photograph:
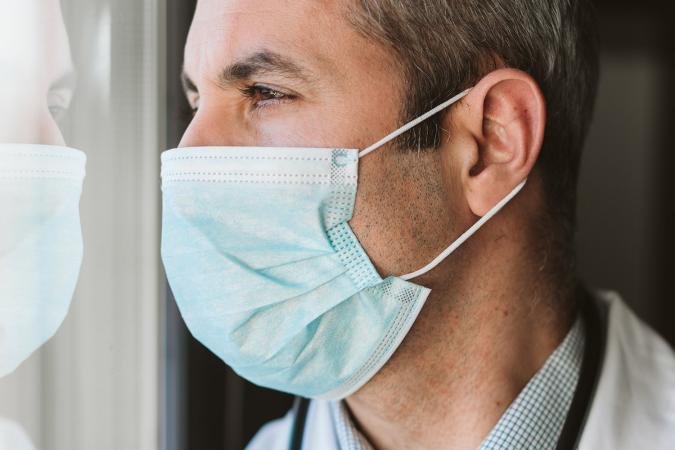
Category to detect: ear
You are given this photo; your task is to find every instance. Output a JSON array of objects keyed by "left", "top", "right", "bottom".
[{"left": 451, "top": 69, "right": 546, "bottom": 217}]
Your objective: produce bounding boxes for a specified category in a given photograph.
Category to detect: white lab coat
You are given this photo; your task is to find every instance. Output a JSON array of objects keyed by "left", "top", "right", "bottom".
[{"left": 246, "top": 291, "right": 675, "bottom": 450}]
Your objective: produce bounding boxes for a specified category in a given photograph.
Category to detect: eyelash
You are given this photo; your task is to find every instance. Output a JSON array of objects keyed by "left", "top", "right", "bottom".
[
  {"left": 239, "top": 84, "right": 296, "bottom": 108},
  {"left": 189, "top": 84, "right": 296, "bottom": 115}
]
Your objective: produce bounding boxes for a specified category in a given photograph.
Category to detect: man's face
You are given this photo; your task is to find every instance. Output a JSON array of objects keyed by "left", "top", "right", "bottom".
[
  {"left": 0, "top": 0, "right": 75, "bottom": 145},
  {"left": 182, "top": 0, "right": 461, "bottom": 280}
]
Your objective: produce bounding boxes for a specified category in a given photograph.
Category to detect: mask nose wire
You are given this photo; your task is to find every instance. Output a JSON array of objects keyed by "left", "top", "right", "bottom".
[
  {"left": 399, "top": 179, "right": 527, "bottom": 281},
  {"left": 358, "top": 88, "right": 472, "bottom": 159}
]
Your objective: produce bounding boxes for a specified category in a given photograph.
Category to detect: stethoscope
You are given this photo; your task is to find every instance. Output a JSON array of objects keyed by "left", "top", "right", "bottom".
[{"left": 287, "top": 285, "right": 608, "bottom": 450}]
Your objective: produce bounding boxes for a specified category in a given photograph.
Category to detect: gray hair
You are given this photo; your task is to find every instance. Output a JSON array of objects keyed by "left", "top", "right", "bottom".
[{"left": 348, "top": 0, "right": 600, "bottom": 291}]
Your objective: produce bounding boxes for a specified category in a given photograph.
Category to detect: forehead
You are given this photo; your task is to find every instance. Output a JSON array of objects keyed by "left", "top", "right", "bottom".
[
  {"left": 0, "top": 0, "right": 71, "bottom": 64},
  {"left": 0, "top": 0, "right": 73, "bottom": 83},
  {"left": 185, "top": 0, "right": 388, "bottom": 81}
]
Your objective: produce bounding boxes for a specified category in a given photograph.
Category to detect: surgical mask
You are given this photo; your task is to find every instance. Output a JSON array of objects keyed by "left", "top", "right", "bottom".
[
  {"left": 161, "top": 89, "right": 526, "bottom": 399},
  {"left": 0, "top": 144, "right": 85, "bottom": 377}
]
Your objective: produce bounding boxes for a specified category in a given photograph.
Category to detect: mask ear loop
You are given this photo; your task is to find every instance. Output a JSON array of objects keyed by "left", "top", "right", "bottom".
[
  {"left": 355, "top": 87, "right": 525, "bottom": 280},
  {"left": 400, "top": 179, "right": 527, "bottom": 281},
  {"left": 358, "top": 89, "right": 472, "bottom": 159}
]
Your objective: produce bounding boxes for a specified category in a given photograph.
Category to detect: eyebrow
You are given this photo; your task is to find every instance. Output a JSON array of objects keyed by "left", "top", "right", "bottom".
[{"left": 181, "top": 50, "right": 314, "bottom": 94}]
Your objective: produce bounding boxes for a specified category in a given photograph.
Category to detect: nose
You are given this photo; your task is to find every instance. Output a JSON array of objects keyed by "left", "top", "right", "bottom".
[
  {"left": 0, "top": 106, "right": 65, "bottom": 146},
  {"left": 41, "top": 112, "right": 67, "bottom": 146},
  {"left": 178, "top": 105, "right": 248, "bottom": 148}
]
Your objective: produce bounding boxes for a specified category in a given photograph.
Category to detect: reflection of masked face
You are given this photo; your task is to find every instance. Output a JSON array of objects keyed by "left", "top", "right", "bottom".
[
  {"left": 0, "top": 1, "right": 84, "bottom": 378},
  {"left": 0, "top": 0, "right": 75, "bottom": 145}
]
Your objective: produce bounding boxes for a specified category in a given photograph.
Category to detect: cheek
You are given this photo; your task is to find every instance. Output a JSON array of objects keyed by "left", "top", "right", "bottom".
[
  {"left": 249, "top": 110, "right": 338, "bottom": 147},
  {"left": 349, "top": 149, "right": 454, "bottom": 277},
  {"left": 248, "top": 102, "right": 373, "bottom": 149}
]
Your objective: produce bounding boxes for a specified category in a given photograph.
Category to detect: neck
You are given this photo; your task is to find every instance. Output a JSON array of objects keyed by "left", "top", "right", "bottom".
[{"left": 344, "top": 227, "right": 576, "bottom": 450}]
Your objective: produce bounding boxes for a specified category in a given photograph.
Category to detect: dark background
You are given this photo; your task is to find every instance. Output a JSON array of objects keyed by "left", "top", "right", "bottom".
[{"left": 163, "top": 1, "right": 675, "bottom": 449}]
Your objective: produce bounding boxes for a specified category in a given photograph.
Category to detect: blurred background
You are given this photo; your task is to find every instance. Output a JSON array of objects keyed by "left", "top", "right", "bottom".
[{"left": 0, "top": 0, "right": 672, "bottom": 449}]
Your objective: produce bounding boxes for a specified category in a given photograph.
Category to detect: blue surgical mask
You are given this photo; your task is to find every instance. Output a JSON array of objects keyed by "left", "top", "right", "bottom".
[
  {"left": 161, "top": 89, "right": 526, "bottom": 399},
  {"left": 0, "top": 144, "right": 85, "bottom": 377}
]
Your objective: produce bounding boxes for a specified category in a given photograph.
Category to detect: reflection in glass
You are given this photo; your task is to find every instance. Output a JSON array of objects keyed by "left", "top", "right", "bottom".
[{"left": 0, "top": 1, "right": 85, "bottom": 449}]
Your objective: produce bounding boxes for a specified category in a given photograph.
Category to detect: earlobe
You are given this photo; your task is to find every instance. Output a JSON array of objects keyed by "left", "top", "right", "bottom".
[{"left": 463, "top": 70, "right": 546, "bottom": 217}]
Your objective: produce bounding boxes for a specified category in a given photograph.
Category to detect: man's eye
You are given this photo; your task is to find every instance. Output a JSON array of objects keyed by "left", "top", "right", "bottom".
[
  {"left": 49, "top": 105, "right": 67, "bottom": 122},
  {"left": 239, "top": 84, "right": 295, "bottom": 106},
  {"left": 47, "top": 89, "right": 72, "bottom": 122}
]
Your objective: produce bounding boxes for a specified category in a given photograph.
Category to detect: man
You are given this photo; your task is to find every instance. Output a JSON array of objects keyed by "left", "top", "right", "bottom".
[
  {"left": 0, "top": 1, "right": 83, "bottom": 449},
  {"left": 167, "top": 0, "right": 675, "bottom": 448}
]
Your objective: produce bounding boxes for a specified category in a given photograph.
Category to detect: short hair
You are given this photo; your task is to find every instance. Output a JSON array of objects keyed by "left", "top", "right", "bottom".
[{"left": 348, "top": 0, "right": 600, "bottom": 291}]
